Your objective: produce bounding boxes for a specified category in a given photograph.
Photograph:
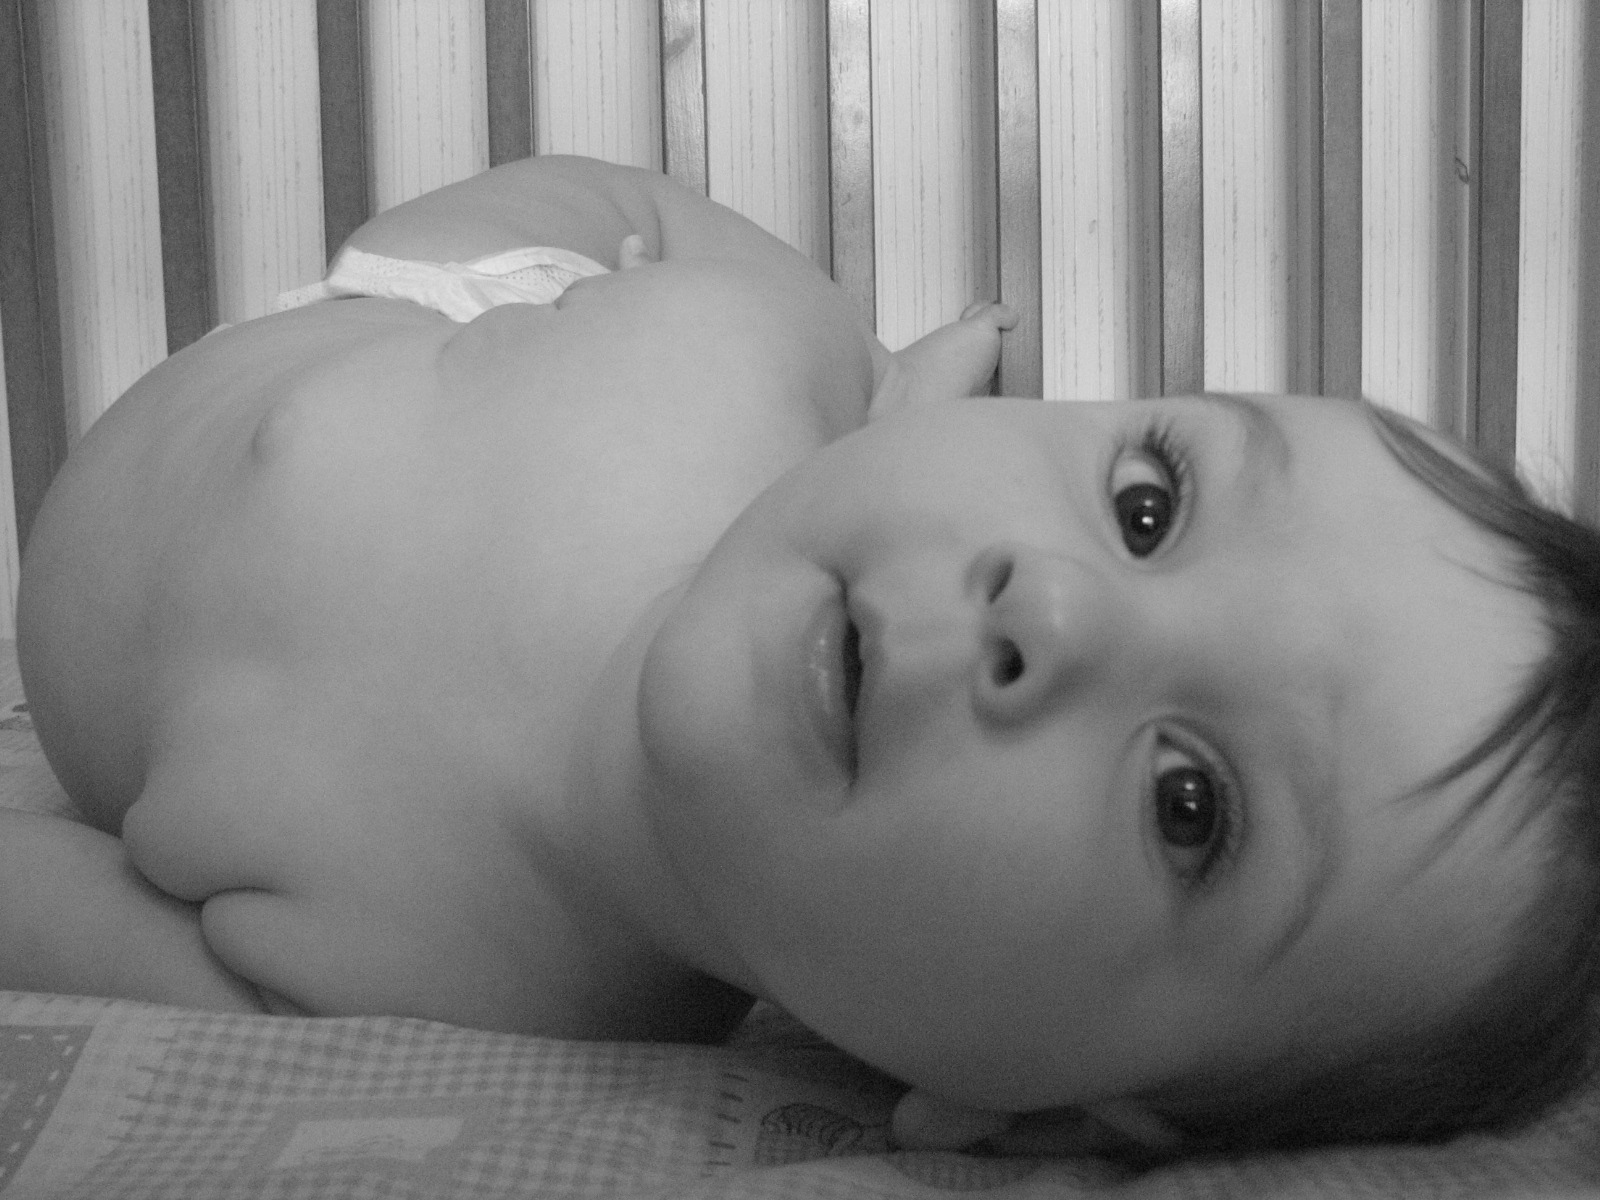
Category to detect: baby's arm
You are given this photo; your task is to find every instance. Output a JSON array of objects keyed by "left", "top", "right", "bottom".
[{"left": 0, "top": 809, "right": 265, "bottom": 1010}]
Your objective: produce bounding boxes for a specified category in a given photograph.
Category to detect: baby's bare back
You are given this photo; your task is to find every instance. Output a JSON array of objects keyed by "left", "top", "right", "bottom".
[{"left": 16, "top": 257, "right": 873, "bottom": 1032}]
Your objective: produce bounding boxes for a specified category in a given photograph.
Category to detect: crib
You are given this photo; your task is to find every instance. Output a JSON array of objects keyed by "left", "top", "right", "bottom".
[{"left": 0, "top": 1, "right": 1596, "bottom": 1196}]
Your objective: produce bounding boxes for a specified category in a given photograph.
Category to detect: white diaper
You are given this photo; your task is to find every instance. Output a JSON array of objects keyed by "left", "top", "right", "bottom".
[{"left": 273, "top": 245, "right": 611, "bottom": 323}]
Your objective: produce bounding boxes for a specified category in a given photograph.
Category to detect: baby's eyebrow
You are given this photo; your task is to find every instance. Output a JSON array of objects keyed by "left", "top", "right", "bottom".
[{"left": 1194, "top": 392, "right": 1294, "bottom": 486}]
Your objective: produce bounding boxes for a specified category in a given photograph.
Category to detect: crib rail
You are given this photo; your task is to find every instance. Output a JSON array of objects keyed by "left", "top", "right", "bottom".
[{"left": 1, "top": 0, "right": 1597, "bottom": 640}]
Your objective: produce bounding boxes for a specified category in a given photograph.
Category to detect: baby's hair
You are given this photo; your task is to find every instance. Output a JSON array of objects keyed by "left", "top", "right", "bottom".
[{"left": 1150, "top": 397, "right": 1600, "bottom": 1156}]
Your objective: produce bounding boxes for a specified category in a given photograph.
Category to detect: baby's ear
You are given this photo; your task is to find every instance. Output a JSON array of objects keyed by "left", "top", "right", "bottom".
[{"left": 890, "top": 1089, "right": 1184, "bottom": 1164}]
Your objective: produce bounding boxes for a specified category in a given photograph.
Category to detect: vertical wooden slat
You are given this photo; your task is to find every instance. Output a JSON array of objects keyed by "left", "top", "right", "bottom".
[
  {"left": 660, "top": 0, "right": 708, "bottom": 193},
  {"left": 1577, "top": 1, "right": 1600, "bottom": 525},
  {"left": 994, "top": 0, "right": 1040, "bottom": 397},
  {"left": 1038, "top": 1, "right": 1157, "bottom": 401},
  {"left": 1515, "top": 0, "right": 1585, "bottom": 514},
  {"left": 1320, "top": 0, "right": 1361, "bottom": 399},
  {"left": 703, "top": 4, "right": 830, "bottom": 270},
  {"left": 535, "top": 1, "right": 661, "bottom": 168},
  {"left": 1200, "top": 1, "right": 1292, "bottom": 394},
  {"left": 826, "top": 0, "right": 874, "bottom": 329},
  {"left": 485, "top": 0, "right": 534, "bottom": 165},
  {"left": 0, "top": 0, "right": 68, "bottom": 551},
  {"left": 1468, "top": 0, "right": 1522, "bottom": 467},
  {"left": 1158, "top": 0, "right": 1202, "bottom": 395},
  {"left": 1131, "top": 0, "right": 1163, "bottom": 399},
  {"left": 147, "top": 0, "right": 213, "bottom": 354},
  {"left": 203, "top": 2, "right": 325, "bottom": 322},
  {"left": 1289, "top": 0, "right": 1323, "bottom": 397},
  {"left": 316, "top": 0, "right": 367, "bottom": 262},
  {"left": 871, "top": 2, "right": 996, "bottom": 354},
  {"left": 366, "top": 1, "right": 489, "bottom": 214}
]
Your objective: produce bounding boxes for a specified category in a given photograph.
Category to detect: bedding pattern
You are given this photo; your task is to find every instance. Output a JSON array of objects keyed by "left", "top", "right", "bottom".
[{"left": 0, "top": 643, "right": 1596, "bottom": 1198}]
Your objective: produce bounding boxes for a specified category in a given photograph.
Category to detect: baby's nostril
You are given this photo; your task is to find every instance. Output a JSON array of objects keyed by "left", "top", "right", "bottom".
[
  {"left": 992, "top": 638, "right": 1024, "bottom": 687},
  {"left": 987, "top": 557, "right": 1014, "bottom": 603}
]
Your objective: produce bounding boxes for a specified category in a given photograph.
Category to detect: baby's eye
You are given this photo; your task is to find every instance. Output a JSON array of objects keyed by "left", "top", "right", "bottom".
[
  {"left": 1109, "top": 424, "right": 1187, "bottom": 557},
  {"left": 1151, "top": 740, "right": 1236, "bottom": 885},
  {"left": 1115, "top": 481, "right": 1173, "bottom": 556}
]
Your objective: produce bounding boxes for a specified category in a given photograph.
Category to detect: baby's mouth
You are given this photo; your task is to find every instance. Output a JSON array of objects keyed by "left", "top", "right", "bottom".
[
  {"left": 835, "top": 608, "right": 863, "bottom": 781},
  {"left": 842, "top": 616, "right": 863, "bottom": 723}
]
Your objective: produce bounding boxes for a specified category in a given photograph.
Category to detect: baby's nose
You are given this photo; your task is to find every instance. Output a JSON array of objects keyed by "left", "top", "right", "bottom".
[{"left": 968, "top": 544, "right": 1120, "bottom": 725}]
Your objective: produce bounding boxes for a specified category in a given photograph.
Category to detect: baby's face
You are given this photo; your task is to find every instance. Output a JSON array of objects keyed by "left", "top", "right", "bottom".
[{"left": 636, "top": 394, "right": 1549, "bottom": 1110}]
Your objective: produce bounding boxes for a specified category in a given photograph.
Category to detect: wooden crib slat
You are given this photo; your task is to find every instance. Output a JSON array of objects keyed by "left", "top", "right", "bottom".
[
  {"left": 1158, "top": 0, "right": 1203, "bottom": 395},
  {"left": 994, "top": 0, "right": 1041, "bottom": 398},
  {"left": 660, "top": 0, "right": 709, "bottom": 194},
  {"left": 0, "top": 0, "right": 69, "bottom": 551},
  {"left": 485, "top": 0, "right": 535, "bottom": 165},
  {"left": 316, "top": 0, "right": 368, "bottom": 262},
  {"left": 147, "top": 0, "right": 214, "bottom": 355},
  {"left": 1579, "top": 1, "right": 1600, "bottom": 525},
  {"left": 1318, "top": 0, "right": 1362, "bottom": 400},
  {"left": 826, "top": 0, "right": 875, "bottom": 330},
  {"left": 1468, "top": 0, "right": 1522, "bottom": 468}
]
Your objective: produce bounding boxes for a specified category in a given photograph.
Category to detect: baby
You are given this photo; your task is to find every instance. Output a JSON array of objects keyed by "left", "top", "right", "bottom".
[{"left": 10, "top": 155, "right": 1600, "bottom": 1160}]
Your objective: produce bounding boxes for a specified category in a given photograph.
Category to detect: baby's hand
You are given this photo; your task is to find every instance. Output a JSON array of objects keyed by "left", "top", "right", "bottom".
[
  {"left": 869, "top": 301, "right": 1017, "bottom": 420},
  {"left": 618, "top": 234, "right": 655, "bottom": 270}
]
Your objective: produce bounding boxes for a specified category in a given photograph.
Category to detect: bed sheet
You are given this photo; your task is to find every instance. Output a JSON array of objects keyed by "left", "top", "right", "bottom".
[{"left": 0, "top": 642, "right": 1595, "bottom": 1199}]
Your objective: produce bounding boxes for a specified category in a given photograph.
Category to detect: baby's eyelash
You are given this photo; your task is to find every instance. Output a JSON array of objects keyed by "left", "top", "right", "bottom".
[
  {"left": 1137, "top": 418, "right": 1193, "bottom": 513},
  {"left": 1190, "top": 761, "right": 1241, "bottom": 888}
]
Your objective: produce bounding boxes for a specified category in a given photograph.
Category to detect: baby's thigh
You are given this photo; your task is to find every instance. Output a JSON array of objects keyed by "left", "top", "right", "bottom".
[{"left": 119, "top": 690, "right": 483, "bottom": 1020}]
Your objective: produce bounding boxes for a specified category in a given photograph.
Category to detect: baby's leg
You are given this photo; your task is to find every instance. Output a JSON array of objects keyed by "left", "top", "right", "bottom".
[
  {"left": 870, "top": 302, "right": 1017, "bottom": 418},
  {"left": 0, "top": 808, "right": 265, "bottom": 1009}
]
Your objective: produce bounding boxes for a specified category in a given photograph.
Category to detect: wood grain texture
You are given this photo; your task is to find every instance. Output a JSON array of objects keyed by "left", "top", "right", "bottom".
[
  {"left": 1579, "top": 0, "right": 1600, "bottom": 524},
  {"left": 1515, "top": 0, "right": 1586, "bottom": 514},
  {"left": 1037, "top": 0, "right": 1155, "bottom": 401},
  {"left": 485, "top": 0, "right": 534, "bottom": 166},
  {"left": 1468, "top": 0, "right": 1522, "bottom": 467},
  {"left": 317, "top": 0, "right": 368, "bottom": 259},
  {"left": 1200, "top": 0, "right": 1291, "bottom": 394},
  {"left": 1362, "top": 0, "right": 1438, "bottom": 425},
  {"left": 365, "top": 0, "right": 488, "bottom": 214},
  {"left": 826, "top": 0, "right": 874, "bottom": 327},
  {"left": 1319, "top": 0, "right": 1361, "bottom": 398},
  {"left": 994, "top": 0, "right": 1040, "bottom": 397},
  {"left": 703, "top": 0, "right": 828, "bottom": 268},
  {"left": 1158, "top": 0, "right": 1202, "bottom": 395},
  {"left": 870, "top": 0, "right": 996, "bottom": 352},
  {"left": 0, "top": 316, "right": 17, "bottom": 636},
  {"left": 36, "top": 0, "right": 168, "bottom": 438},
  {"left": 147, "top": 0, "right": 214, "bottom": 353},
  {"left": 535, "top": 0, "right": 661, "bottom": 167},
  {"left": 0, "top": 0, "right": 68, "bottom": 567},
  {"left": 660, "top": 0, "right": 708, "bottom": 193},
  {"left": 202, "top": 0, "right": 325, "bottom": 323}
]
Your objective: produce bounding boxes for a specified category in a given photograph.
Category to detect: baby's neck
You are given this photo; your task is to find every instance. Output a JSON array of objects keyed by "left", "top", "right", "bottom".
[{"left": 536, "top": 578, "right": 764, "bottom": 1003}]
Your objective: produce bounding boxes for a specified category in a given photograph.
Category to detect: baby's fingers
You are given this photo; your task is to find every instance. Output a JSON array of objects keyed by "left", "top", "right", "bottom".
[
  {"left": 618, "top": 234, "right": 654, "bottom": 270},
  {"left": 959, "top": 300, "right": 1018, "bottom": 330}
]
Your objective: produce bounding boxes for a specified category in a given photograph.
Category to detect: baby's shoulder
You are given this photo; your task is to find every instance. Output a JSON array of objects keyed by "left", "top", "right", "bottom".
[{"left": 557, "top": 256, "right": 879, "bottom": 439}]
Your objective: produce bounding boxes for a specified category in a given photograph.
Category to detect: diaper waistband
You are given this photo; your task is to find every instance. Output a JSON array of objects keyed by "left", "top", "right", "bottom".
[{"left": 273, "top": 245, "right": 611, "bottom": 323}]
